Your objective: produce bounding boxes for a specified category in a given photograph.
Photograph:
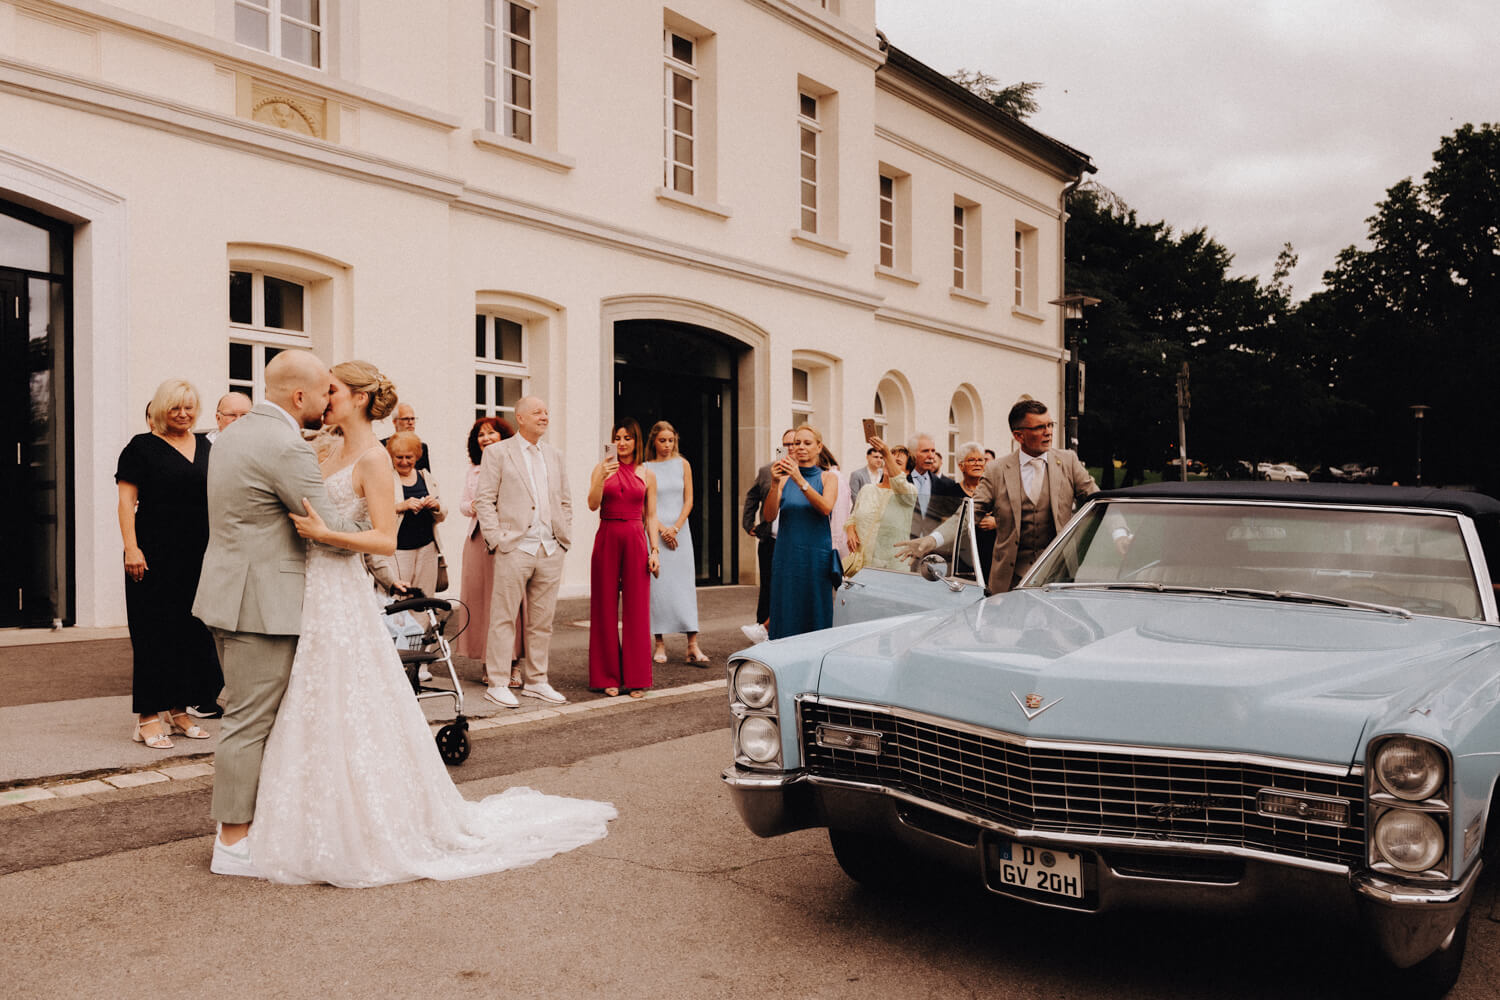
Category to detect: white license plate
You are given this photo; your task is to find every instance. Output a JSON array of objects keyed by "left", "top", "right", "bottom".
[{"left": 994, "top": 841, "right": 1083, "bottom": 898}]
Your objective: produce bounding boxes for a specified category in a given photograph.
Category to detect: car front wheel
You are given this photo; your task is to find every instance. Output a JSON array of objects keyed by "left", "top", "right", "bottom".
[
  {"left": 828, "top": 828, "right": 912, "bottom": 890},
  {"left": 1376, "top": 907, "right": 1470, "bottom": 999}
]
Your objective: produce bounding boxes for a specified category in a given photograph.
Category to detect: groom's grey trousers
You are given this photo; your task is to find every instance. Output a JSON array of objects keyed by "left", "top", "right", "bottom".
[{"left": 210, "top": 629, "right": 298, "bottom": 824}]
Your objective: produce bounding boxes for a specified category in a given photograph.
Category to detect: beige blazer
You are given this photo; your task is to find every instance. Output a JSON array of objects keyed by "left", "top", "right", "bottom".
[
  {"left": 192, "top": 404, "right": 359, "bottom": 635},
  {"left": 473, "top": 433, "right": 572, "bottom": 553}
]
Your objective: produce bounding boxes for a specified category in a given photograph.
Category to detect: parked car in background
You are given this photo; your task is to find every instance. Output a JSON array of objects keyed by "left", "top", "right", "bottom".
[
  {"left": 1258, "top": 461, "right": 1309, "bottom": 482},
  {"left": 1206, "top": 459, "right": 1257, "bottom": 480},
  {"left": 726, "top": 483, "right": 1500, "bottom": 997}
]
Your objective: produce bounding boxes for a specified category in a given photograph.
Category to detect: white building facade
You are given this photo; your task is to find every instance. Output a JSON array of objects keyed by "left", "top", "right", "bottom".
[{"left": 0, "top": 0, "right": 1092, "bottom": 628}]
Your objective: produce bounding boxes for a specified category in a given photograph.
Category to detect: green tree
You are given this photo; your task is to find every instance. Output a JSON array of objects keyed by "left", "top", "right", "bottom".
[
  {"left": 1295, "top": 123, "right": 1500, "bottom": 488},
  {"left": 948, "top": 70, "right": 1042, "bottom": 121}
]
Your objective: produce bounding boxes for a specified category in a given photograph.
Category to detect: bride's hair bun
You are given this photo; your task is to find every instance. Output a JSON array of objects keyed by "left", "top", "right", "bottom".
[{"left": 331, "top": 360, "right": 399, "bottom": 420}]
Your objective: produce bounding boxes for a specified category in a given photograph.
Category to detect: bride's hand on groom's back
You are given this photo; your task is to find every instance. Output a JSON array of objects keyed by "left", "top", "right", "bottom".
[{"left": 290, "top": 498, "right": 329, "bottom": 542}]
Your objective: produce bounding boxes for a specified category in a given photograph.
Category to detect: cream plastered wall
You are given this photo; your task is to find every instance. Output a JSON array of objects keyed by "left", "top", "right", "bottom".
[{"left": 0, "top": 0, "right": 1084, "bottom": 623}]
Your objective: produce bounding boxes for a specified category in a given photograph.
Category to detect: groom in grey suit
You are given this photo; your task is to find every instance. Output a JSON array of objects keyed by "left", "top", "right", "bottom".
[{"left": 192, "top": 350, "right": 359, "bottom": 876}]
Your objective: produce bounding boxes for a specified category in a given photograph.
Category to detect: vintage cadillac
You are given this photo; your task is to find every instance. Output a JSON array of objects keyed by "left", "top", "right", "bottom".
[{"left": 725, "top": 482, "right": 1500, "bottom": 996}]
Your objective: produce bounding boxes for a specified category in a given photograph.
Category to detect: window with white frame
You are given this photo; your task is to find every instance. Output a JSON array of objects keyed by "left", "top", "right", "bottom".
[
  {"left": 1014, "top": 222, "right": 1039, "bottom": 311},
  {"left": 872, "top": 389, "right": 887, "bottom": 441},
  {"left": 228, "top": 269, "right": 310, "bottom": 399},
  {"left": 475, "top": 314, "right": 529, "bottom": 422},
  {"left": 879, "top": 174, "right": 895, "bottom": 269},
  {"left": 953, "top": 205, "right": 967, "bottom": 290},
  {"left": 791, "top": 366, "right": 812, "bottom": 428},
  {"left": 484, "top": 0, "right": 534, "bottom": 141},
  {"left": 663, "top": 29, "right": 698, "bottom": 195},
  {"left": 234, "top": 0, "right": 322, "bottom": 68},
  {"left": 947, "top": 404, "right": 960, "bottom": 476},
  {"left": 798, "top": 92, "right": 821, "bottom": 234}
]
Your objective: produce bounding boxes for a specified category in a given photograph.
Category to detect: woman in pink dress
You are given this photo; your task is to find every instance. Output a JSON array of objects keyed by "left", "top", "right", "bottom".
[
  {"left": 457, "top": 416, "right": 524, "bottom": 684},
  {"left": 587, "top": 419, "right": 660, "bottom": 698}
]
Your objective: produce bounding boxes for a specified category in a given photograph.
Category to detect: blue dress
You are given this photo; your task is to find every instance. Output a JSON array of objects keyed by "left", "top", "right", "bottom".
[
  {"left": 647, "top": 458, "right": 698, "bottom": 633},
  {"left": 768, "top": 467, "right": 834, "bottom": 640}
]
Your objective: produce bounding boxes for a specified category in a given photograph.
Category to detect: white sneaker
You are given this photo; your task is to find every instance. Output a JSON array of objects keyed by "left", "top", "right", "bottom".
[
  {"left": 483, "top": 686, "right": 520, "bottom": 708},
  {"left": 417, "top": 666, "right": 433, "bottom": 682},
  {"left": 740, "top": 623, "right": 769, "bottom": 644},
  {"left": 210, "top": 833, "right": 262, "bottom": 878},
  {"left": 520, "top": 682, "right": 567, "bottom": 705}
]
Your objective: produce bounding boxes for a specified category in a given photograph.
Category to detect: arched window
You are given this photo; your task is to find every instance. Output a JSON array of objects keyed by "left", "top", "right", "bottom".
[{"left": 948, "top": 385, "right": 981, "bottom": 474}]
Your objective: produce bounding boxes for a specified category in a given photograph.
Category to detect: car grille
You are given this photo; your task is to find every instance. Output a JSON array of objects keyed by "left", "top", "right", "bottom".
[{"left": 801, "top": 699, "right": 1365, "bottom": 867}]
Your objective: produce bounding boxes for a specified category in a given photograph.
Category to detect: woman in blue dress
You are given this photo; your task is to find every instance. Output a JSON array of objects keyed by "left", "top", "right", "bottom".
[
  {"left": 646, "top": 421, "right": 709, "bottom": 664},
  {"left": 762, "top": 424, "right": 840, "bottom": 639}
]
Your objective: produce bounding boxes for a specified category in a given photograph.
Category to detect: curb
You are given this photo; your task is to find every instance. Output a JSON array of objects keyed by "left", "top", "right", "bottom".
[{"left": 0, "top": 679, "right": 727, "bottom": 816}]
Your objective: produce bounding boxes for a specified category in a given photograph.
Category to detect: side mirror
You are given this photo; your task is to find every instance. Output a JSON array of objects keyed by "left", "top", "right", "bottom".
[{"left": 918, "top": 554, "right": 948, "bottom": 582}]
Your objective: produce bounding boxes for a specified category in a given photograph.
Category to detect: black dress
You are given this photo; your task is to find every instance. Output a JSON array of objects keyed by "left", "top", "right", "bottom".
[{"left": 115, "top": 432, "right": 222, "bottom": 713}]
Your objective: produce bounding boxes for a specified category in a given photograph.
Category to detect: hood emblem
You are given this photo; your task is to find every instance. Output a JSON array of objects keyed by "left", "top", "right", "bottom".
[{"left": 1013, "top": 691, "right": 1063, "bottom": 721}]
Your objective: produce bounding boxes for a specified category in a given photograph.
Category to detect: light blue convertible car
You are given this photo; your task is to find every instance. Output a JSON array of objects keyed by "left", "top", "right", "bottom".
[{"left": 725, "top": 482, "right": 1500, "bottom": 997}]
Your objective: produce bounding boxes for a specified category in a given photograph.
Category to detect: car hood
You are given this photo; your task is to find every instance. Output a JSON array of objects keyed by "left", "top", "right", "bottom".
[{"left": 815, "top": 589, "right": 1496, "bottom": 766}]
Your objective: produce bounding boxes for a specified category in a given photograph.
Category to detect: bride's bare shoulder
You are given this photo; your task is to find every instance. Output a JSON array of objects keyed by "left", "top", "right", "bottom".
[{"left": 351, "top": 445, "right": 394, "bottom": 496}]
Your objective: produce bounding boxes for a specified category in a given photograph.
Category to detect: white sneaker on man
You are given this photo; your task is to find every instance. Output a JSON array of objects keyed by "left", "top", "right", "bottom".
[
  {"left": 483, "top": 685, "right": 519, "bottom": 708},
  {"left": 520, "top": 682, "right": 567, "bottom": 705},
  {"left": 210, "top": 830, "right": 262, "bottom": 878},
  {"left": 740, "top": 623, "right": 768, "bottom": 644}
]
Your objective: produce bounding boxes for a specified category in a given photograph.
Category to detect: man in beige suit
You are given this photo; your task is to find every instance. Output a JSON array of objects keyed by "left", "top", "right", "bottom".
[
  {"left": 903, "top": 399, "right": 1101, "bottom": 594},
  {"left": 192, "top": 351, "right": 359, "bottom": 876},
  {"left": 473, "top": 396, "right": 572, "bottom": 707}
]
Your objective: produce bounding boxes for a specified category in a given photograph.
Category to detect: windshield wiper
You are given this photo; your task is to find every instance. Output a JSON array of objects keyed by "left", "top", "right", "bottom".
[{"left": 1043, "top": 582, "right": 1413, "bottom": 618}]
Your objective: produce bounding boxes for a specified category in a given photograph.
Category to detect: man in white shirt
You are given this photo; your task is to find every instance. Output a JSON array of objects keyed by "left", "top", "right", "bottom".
[{"left": 473, "top": 396, "right": 573, "bottom": 706}]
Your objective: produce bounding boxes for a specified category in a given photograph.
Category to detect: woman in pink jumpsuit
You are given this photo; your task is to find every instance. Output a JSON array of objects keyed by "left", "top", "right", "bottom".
[{"left": 587, "top": 419, "right": 660, "bottom": 697}]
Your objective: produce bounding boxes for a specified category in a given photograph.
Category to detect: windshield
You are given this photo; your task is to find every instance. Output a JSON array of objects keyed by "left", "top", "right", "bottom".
[{"left": 1027, "top": 500, "right": 1486, "bottom": 620}]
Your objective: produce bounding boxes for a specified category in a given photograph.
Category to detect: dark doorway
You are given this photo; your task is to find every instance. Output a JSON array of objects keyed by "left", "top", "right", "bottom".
[
  {"left": 614, "top": 320, "right": 740, "bottom": 586},
  {"left": 1, "top": 201, "right": 72, "bottom": 627}
]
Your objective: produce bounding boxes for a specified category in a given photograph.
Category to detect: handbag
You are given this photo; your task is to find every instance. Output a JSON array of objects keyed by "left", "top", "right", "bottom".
[
  {"left": 435, "top": 552, "right": 449, "bottom": 592},
  {"left": 828, "top": 547, "right": 844, "bottom": 588}
]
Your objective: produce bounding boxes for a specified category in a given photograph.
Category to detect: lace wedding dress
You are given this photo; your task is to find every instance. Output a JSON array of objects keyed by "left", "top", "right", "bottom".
[{"left": 249, "top": 462, "right": 616, "bottom": 888}]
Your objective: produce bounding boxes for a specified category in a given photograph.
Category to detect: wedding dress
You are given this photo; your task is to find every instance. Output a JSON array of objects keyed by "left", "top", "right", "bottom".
[{"left": 249, "top": 462, "right": 616, "bottom": 888}]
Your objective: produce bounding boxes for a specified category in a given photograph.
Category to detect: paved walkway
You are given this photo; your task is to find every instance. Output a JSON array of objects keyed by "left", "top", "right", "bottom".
[{"left": 0, "top": 586, "right": 759, "bottom": 802}]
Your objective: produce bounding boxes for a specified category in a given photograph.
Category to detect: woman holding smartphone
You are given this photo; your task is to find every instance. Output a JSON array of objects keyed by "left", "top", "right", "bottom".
[
  {"left": 761, "top": 423, "right": 839, "bottom": 639},
  {"left": 586, "top": 419, "right": 660, "bottom": 697}
]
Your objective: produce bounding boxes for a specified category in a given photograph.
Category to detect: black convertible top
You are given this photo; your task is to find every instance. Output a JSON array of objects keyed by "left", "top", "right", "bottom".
[{"left": 1094, "top": 481, "right": 1500, "bottom": 519}]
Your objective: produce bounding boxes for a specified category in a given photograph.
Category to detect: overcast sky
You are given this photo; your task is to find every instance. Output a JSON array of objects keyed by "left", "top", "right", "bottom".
[{"left": 876, "top": 0, "right": 1499, "bottom": 300}]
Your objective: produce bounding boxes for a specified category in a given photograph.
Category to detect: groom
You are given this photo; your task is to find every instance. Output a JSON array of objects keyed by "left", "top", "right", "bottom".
[{"left": 193, "top": 350, "right": 360, "bottom": 877}]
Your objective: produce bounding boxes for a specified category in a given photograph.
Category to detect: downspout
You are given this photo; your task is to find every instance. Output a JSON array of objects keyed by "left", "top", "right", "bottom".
[{"left": 1058, "top": 173, "right": 1085, "bottom": 450}]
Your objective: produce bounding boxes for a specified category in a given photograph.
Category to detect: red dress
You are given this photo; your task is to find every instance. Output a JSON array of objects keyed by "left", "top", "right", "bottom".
[{"left": 588, "top": 464, "right": 652, "bottom": 690}]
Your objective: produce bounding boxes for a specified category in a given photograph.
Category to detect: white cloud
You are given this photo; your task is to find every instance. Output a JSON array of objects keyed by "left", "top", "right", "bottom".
[{"left": 876, "top": 0, "right": 1499, "bottom": 298}]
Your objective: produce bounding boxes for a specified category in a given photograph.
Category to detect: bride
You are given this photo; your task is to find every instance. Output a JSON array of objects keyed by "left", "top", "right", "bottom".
[{"left": 247, "top": 360, "right": 615, "bottom": 888}]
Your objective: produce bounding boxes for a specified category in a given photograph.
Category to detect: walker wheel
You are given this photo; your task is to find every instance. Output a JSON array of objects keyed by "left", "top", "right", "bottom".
[{"left": 436, "top": 723, "right": 470, "bottom": 765}]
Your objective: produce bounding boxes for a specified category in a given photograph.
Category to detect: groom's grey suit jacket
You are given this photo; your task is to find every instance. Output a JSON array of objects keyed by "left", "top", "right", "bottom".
[{"left": 192, "top": 403, "right": 357, "bottom": 635}]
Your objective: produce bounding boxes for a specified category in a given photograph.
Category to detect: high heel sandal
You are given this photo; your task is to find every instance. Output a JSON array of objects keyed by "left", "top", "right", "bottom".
[
  {"left": 162, "top": 710, "right": 212, "bottom": 740},
  {"left": 132, "top": 716, "right": 174, "bottom": 750}
]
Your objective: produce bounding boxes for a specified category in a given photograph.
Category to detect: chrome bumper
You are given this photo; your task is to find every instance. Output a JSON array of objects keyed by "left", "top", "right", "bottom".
[{"left": 723, "top": 766, "right": 1477, "bottom": 968}]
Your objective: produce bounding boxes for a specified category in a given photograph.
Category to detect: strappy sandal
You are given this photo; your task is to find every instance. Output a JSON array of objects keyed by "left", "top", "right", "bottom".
[
  {"left": 603, "top": 687, "right": 620, "bottom": 697},
  {"left": 133, "top": 716, "right": 174, "bottom": 750},
  {"left": 685, "top": 649, "right": 711, "bottom": 665},
  {"left": 162, "top": 710, "right": 211, "bottom": 740},
  {"left": 628, "top": 689, "right": 646, "bottom": 699}
]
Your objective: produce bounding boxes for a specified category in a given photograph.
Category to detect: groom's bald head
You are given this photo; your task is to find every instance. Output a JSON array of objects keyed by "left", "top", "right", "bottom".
[{"left": 264, "top": 350, "right": 333, "bottom": 429}]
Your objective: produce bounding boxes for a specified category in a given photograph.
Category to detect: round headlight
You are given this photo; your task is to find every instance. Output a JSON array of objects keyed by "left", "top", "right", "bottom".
[
  {"left": 738, "top": 716, "right": 780, "bottom": 764},
  {"left": 1375, "top": 737, "right": 1446, "bottom": 801},
  {"left": 733, "top": 661, "right": 776, "bottom": 710},
  {"left": 1374, "top": 809, "right": 1445, "bottom": 872}
]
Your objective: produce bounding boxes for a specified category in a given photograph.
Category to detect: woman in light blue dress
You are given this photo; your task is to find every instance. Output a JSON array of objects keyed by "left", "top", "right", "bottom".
[{"left": 646, "top": 422, "right": 709, "bottom": 664}]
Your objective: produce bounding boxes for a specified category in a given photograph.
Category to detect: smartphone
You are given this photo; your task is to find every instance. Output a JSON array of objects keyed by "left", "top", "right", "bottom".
[
  {"left": 862, "top": 418, "right": 877, "bottom": 443},
  {"left": 774, "top": 446, "right": 786, "bottom": 460},
  {"left": 603, "top": 443, "right": 614, "bottom": 459}
]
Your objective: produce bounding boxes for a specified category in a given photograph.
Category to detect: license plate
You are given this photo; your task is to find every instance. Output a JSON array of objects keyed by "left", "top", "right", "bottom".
[{"left": 994, "top": 841, "right": 1083, "bottom": 899}]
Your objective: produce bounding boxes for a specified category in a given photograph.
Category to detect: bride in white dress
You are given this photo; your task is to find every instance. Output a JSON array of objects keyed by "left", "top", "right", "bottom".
[{"left": 248, "top": 361, "right": 615, "bottom": 888}]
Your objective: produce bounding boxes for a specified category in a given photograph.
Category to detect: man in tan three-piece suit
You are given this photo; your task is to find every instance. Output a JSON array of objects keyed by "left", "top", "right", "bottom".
[
  {"left": 473, "top": 396, "right": 573, "bottom": 708},
  {"left": 904, "top": 399, "right": 1101, "bottom": 594},
  {"left": 192, "top": 351, "right": 360, "bottom": 877}
]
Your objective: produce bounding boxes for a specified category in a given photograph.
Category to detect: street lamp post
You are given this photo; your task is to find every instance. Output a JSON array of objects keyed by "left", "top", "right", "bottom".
[
  {"left": 1410, "top": 404, "right": 1430, "bottom": 485},
  {"left": 1049, "top": 293, "right": 1100, "bottom": 452}
]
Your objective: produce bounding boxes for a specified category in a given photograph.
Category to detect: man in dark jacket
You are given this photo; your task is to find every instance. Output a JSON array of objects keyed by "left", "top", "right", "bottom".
[{"left": 741, "top": 428, "right": 796, "bottom": 642}]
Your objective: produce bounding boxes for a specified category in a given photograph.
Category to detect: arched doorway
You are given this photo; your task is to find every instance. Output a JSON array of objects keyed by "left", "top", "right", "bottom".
[{"left": 613, "top": 319, "right": 743, "bottom": 585}]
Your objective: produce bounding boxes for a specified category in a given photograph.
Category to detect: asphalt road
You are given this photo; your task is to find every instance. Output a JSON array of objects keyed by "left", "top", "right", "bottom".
[{"left": 5, "top": 691, "right": 1499, "bottom": 999}]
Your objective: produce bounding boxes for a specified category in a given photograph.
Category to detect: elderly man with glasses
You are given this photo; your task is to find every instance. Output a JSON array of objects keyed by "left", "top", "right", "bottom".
[
  {"left": 380, "top": 403, "right": 431, "bottom": 471},
  {"left": 900, "top": 398, "right": 1102, "bottom": 594}
]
